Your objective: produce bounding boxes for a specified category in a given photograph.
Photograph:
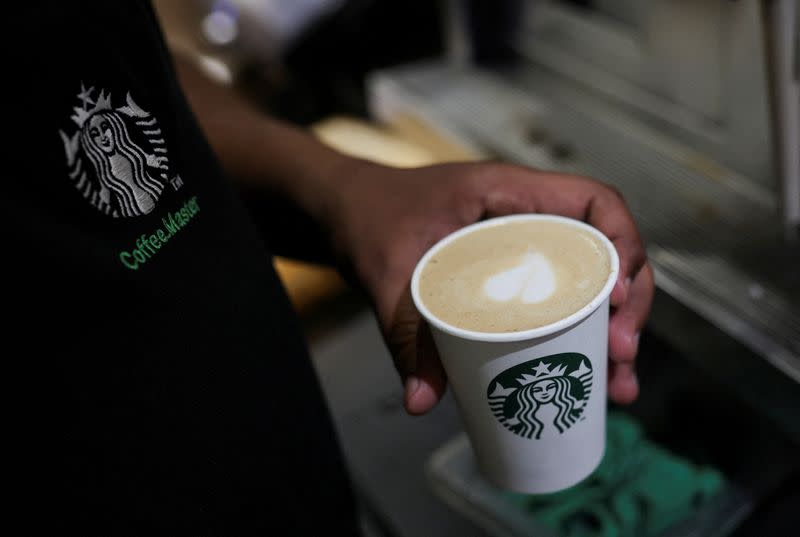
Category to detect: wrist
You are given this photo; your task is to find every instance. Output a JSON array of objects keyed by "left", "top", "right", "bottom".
[
  {"left": 238, "top": 118, "right": 370, "bottom": 232},
  {"left": 294, "top": 149, "right": 367, "bottom": 228},
  {"left": 307, "top": 154, "right": 382, "bottom": 255}
]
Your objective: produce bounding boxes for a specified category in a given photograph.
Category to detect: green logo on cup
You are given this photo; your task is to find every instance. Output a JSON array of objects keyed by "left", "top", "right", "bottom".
[{"left": 487, "top": 353, "right": 592, "bottom": 440}]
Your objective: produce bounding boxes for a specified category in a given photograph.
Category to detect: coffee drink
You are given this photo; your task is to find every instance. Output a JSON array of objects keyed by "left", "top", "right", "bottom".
[{"left": 418, "top": 219, "right": 612, "bottom": 333}]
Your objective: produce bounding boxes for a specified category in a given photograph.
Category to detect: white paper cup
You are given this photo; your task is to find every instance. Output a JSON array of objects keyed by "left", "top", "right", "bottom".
[{"left": 411, "top": 214, "right": 619, "bottom": 493}]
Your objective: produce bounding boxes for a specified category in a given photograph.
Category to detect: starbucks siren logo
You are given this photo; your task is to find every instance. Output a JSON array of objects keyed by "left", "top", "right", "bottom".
[
  {"left": 59, "top": 83, "right": 180, "bottom": 218},
  {"left": 488, "top": 353, "right": 592, "bottom": 440}
]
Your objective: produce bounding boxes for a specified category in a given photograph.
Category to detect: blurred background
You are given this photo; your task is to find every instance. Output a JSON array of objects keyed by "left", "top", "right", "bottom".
[{"left": 154, "top": 1, "right": 798, "bottom": 536}]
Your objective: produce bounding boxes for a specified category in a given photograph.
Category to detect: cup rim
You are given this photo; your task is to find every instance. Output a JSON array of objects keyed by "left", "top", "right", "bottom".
[{"left": 410, "top": 214, "right": 620, "bottom": 342}]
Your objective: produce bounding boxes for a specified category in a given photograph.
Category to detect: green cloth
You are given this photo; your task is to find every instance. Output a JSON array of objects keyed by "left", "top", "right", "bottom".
[{"left": 505, "top": 412, "right": 725, "bottom": 537}]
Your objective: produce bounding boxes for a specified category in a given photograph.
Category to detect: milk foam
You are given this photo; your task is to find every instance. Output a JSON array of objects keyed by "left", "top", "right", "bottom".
[
  {"left": 483, "top": 252, "right": 556, "bottom": 304},
  {"left": 418, "top": 219, "right": 611, "bottom": 333}
]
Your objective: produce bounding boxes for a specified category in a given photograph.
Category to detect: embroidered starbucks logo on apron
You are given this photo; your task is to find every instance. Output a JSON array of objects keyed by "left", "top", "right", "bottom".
[
  {"left": 59, "top": 83, "right": 181, "bottom": 218},
  {"left": 487, "top": 353, "right": 592, "bottom": 440}
]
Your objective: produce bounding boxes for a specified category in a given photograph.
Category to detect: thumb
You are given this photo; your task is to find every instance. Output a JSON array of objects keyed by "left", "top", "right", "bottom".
[
  {"left": 404, "top": 321, "right": 447, "bottom": 415},
  {"left": 385, "top": 288, "right": 448, "bottom": 415}
]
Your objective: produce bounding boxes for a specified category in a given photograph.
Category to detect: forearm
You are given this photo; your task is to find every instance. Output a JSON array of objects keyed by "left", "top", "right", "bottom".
[{"left": 173, "top": 55, "right": 358, "bottom": 229}]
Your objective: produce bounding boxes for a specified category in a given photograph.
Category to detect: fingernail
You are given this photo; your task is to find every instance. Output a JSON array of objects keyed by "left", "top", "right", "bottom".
[
  {"left": 405, "top": 376, "right": 420, "bottom": 400},
  {"left": 631, "top": 331, "right": 640, "bottom": 353}
]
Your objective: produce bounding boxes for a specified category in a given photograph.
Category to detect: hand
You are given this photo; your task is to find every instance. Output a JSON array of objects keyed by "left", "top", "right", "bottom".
[{"left": 331, "top": 159, "right": 654, "bottom": 415}]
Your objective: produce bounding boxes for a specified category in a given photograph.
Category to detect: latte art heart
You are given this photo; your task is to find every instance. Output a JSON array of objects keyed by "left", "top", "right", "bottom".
[
  {"left": 483, "top": 252, "right": 556, "bottom": 304},
  {"left": 418, "top": 220, "right": 611, "bottom": 333}
]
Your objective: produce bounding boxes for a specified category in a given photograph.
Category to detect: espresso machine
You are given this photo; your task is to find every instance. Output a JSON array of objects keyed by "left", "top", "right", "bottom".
[{"left": 367, "top": 1, "right": 799, "bottom": 535}]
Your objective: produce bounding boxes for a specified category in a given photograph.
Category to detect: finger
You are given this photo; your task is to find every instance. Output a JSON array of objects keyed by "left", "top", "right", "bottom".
[
  {"left": 583, "top": 188, "right": 647, "bottom": 308},
  {"left": 386, "top": 289, "right": 448, "bottom": 415},
  {"left": 608, "top": 361, "right": 639, "bottom": 404},
  {"left": 607, "top": 264, "right": 654, "bottom": 404},
  {"left": 481, "top": 169, "right": 647, "bottom": 307},
  {"left": 404, "top": 321, "right": 448, "bottom": 415},
  {"left": 387, "top": 289, "right": 421, "bottom": 379},
  {"left": 608, "top": 262, "right": 654, "bottom": 363}
]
